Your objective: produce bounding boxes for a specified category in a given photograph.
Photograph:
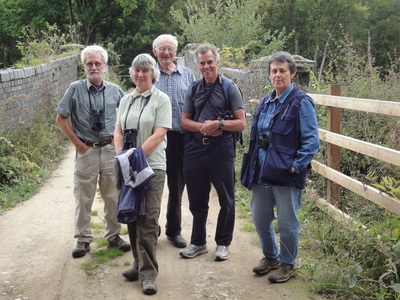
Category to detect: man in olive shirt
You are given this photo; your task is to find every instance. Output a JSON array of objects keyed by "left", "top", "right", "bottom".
[{"left": 55, "top": 45, "right": 130, "bottom": 258}]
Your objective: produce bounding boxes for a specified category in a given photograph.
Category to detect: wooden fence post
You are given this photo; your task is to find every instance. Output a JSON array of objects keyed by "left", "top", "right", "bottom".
[{"left": 327, "top": 84, "right": 341, "bottom": 205}]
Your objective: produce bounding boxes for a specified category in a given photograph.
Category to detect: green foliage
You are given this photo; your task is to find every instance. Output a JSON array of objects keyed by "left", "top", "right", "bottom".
[
  {"left": 218, "top": 46, "right": 247, "bottom": 69},
  {"left": 296, "top": 194, "right": 400, "bottom": 299},
  {"left": 81, "top": 244, "right": 124, "bottom": 272},
  {"left": 0, "top": 0, "right": 68, "bottom": 67},
  {"left": 244, "top": 28, "right": 294, "bottom": 61},
  {"left": 15, "top": 23, "right": 70, "bottom": 67},
  {"left": 171, "top": 0, "right": 266, "bottom": 51},
  {"left": 366, "top": 171, "right": 400, "bottom": 199},
  {"left": 95, "top": 238, "right": 108, "bottom": 247},
  {"left": 0, "top": 98, "right": 67, "bottom": 213}
]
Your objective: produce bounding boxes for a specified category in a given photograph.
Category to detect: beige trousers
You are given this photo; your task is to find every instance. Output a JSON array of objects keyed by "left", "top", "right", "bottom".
[{"left": 73, "top": 144, "right": 121, "bottom": 243}]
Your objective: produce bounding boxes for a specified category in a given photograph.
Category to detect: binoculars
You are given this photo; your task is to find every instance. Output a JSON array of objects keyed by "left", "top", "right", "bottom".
[
  {"left": 90, "top": 109, "right": 105, "bottom": 130},
  {"left": 123, "top": 128, "right": 138, "bottom": 150}
]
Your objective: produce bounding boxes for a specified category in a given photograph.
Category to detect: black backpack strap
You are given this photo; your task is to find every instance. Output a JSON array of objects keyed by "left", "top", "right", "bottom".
[
  {"left": 221, "top": 77, "right": 244, "bottom": 146},
  {"left": 192, "top": 79, "right": 218, "bottom": 122}
]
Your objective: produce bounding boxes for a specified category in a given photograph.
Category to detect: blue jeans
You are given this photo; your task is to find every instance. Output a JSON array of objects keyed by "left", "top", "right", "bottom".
[{"left": 250, "top": 184, "right": 302, "bottom": 265}]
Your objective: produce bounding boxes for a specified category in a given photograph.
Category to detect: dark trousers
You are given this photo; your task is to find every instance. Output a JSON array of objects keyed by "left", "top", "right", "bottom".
[
  {"left": 183, "top": 136, "right": 236, "bottom": 246},
  {"left": 165, "top": 131, "right": 186, "bottom": 237}
]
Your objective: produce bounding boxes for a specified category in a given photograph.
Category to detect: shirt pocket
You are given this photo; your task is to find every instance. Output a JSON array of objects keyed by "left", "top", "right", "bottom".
[{"left": 271, "top": 113, "right": 296, "bottom": 136}]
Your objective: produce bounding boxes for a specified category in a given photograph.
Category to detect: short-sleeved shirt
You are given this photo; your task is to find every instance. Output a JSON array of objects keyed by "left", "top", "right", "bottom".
[
  {"left": 55, "top": 79, "right": 124, "bottom": 141},
  {"left": 154, "top": 63, "right": 195, "bottom": 132},
  {"left": 183, "top": 75, "right": 244, "bottom": 138},
  {"left": 116, "top": 85, "right": 172, "bottom": 170}
]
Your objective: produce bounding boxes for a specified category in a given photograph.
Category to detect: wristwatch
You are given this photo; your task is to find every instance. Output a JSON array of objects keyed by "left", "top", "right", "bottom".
[{"left": 218, "top": 120, "right": 224, "bottom": 131}]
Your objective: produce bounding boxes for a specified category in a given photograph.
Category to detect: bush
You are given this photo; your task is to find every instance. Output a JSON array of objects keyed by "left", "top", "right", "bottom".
[{"left": 0, "top": 99, "right": 67, "bottom": 213}]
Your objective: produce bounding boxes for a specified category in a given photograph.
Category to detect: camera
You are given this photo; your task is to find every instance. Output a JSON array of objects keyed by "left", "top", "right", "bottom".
[
  {"left": 258, "top": 134, "right": 270, "bottom": 149},
  {"left": 218, "top": 110, "right": 234, "bottom": 121},
  {"left": 123, "top": 128, "right": 138, "bottom": 150},
  {"left": 90, "top": 109, "right": 105, "bottom": 130}
]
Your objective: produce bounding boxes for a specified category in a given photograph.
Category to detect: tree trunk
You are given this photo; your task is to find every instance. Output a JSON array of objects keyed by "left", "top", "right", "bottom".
[
  {"left": 367, "top": 28, "right": 373, "bottom": 71},
  {"left": 317, "top": 12, "right": 341, "bottom": 84},
  {"left": 66, "top": 0, "right": 76, "bottom": 42}
]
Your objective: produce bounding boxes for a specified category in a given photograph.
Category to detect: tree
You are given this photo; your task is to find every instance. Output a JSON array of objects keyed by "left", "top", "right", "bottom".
[{"left": 170, "top": 0, "right": 264, "bottom": 49}]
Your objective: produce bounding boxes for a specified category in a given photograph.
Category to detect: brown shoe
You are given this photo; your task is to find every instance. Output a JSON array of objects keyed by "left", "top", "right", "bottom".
[
  {"left": 252, "top": 257, "right": 279, "bottom": 275},
  {"left": 268, "top": 263, "right": 295, "bottom": 283}
]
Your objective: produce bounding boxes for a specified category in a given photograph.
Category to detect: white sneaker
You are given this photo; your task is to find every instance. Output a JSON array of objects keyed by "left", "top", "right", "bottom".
[{"left": 215, "top": 245, "right": 230, "bottom": 261}]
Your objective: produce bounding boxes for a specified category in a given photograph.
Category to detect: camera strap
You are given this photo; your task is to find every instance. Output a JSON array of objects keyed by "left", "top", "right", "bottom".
[{"left": 124, "top": 94, "right": 151, "bottom": 130}]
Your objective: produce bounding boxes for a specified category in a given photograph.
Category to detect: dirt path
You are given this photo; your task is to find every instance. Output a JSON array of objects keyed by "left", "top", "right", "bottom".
[{"left": 0, "top": 146, "right": 324, "bottom": 300}]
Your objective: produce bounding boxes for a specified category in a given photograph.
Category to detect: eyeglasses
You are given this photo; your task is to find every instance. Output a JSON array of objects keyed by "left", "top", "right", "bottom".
[
  {"left": 85, "top": 62, "right": 104, "bottom": 68},
  {"left": 157, "top": 47, "right": 176, "bottom": 52}
]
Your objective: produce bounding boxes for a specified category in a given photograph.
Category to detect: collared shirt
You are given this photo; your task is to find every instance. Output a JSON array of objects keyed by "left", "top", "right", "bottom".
[
  {"left": 154, "top": 62, "right": 195, "bottom": 132},
  {"left": 257, "top": 84, "right": 318, "bottom": 173},
  {"left": 116, "top": 85, "right": 172, "bottom": 170},
  {"left": 55, "top": 79, "right": 124, "bottom": 142}
]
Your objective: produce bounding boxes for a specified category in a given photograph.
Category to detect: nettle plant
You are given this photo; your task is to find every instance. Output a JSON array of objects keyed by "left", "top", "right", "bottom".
[{"left": 16, "top": 22, "right": 67, "bottom": 67}]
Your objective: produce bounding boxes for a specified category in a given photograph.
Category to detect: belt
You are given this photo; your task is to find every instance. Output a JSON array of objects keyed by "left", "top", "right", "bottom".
[
  {"left": 80, "top": 138, "right": 112, "bottom": 148},
  {"left": 193, "top": 134, "right": 232, "bottom": 145}
]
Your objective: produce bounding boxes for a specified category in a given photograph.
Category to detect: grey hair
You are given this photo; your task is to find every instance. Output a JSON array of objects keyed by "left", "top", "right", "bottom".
[
  {"left": 81, "top": 45, "right": 108, "bottom": 64},
  {"left": 129, "top": 54, "right": 160, "bottom": 83},
  {"left": 267, "top": 51, "right": 297, "bottom": 75},
  {"left": 152, "top": 34, "right": 178, "bottom": 49},
  {"left": 195, "top": 44, "right": 220, "bottom": 62}
]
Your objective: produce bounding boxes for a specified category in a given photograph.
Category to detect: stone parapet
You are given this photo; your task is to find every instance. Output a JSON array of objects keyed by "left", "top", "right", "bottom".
[{"left": 0, "top": 55, "right": 79, "bottom": 133}]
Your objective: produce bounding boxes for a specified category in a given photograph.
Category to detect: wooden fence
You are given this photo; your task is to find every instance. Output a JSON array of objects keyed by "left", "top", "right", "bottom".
[{"left": 309, "top": 84, "right": 400, "bottom": 228}]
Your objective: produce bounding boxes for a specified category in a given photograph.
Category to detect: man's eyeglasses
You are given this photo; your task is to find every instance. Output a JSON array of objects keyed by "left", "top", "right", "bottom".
[
  {"left": 157, "top": 47, "right": 176, "bottom": 52},
  {"left": 85, "top": 62, "right": 104, "bottom": 68}
]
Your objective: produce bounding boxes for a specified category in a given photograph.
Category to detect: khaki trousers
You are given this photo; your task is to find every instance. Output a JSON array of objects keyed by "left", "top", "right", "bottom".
[{"left": 73, "top": 144, "right": 121, "bottom": 243}]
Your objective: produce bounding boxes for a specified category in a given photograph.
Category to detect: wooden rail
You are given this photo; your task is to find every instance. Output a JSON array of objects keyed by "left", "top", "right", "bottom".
[{"left": 309, "top": 85, "right": 400, "bottom": 217}]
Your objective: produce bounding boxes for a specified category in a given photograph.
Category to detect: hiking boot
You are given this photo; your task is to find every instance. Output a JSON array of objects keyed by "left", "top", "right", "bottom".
[
  {"left": 72, "top": 242, "right": 90, "bottom": 258},
  {"left": 215, "top": 245, "right": 230, "bottom": 261},
  {"left": 179, "top": 244, "right": 208, "bottom": 258},
  {"left": 107, "top": 235, "right": 131, "bottom": 252},
  {"left": 268, "top": 263, "right": 295, "bottom": 283},
  {"left": 122, "top": 267, "right": 138, "bottom": 281},
  {"left": 167, "top": 235, "right": 187, "bottom": 248},
  {"left": 141, "top": 280, "right": 157, "bottom": 295},
  {"left": 252, "top": 257, "right": 279, "bottom": 275}
]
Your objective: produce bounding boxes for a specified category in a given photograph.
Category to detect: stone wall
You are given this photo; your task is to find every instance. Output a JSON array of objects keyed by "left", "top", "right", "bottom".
[{"left": 0, "top": 55, "right": 79, "bottom": 134}]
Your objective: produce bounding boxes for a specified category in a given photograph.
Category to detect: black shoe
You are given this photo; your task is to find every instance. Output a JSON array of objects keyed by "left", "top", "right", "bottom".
[
  {"left": 72, "top": 242, "right": 90, "bottom": 258},
  {"left": 122, "top": 268, "right": 139, "bottom": 281},
  {"left": 108, "top": 235, "right": 131, "bottom": 252},
  {"left": 167, "top": 235, "right": 187, "bottom": 248}
]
